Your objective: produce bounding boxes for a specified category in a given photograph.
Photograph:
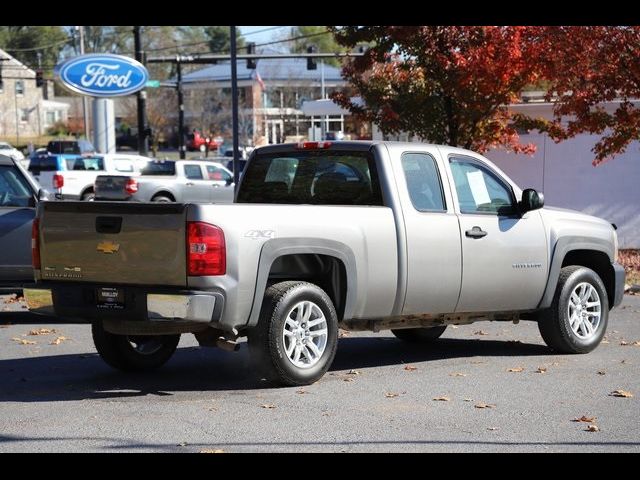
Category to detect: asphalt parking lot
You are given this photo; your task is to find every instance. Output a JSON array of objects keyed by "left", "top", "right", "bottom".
[{"left": 0, "top": 294, "right": 638, "bottom": 453}]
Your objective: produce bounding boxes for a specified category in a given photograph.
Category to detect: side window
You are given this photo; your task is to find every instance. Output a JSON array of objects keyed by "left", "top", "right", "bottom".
[
  {"left": 206, "top": 165, "right": 232, "bottom": 182},
  {"left": 114, "top": 158, "right": 134, "bottom": 172},
  {"left": 401, "top": 153, "right": 446, "bottom": 212},
  {"left": 449, "top": 157, "right": 515, "bottom": 215},
  {"left": 183, "top": 164, "right": 204, "bottom": 180}
]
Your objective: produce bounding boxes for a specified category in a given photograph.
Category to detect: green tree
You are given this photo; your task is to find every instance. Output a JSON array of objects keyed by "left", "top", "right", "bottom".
[
  {"left": 0, "top": 26, "right": 69, "bottom": 72},
  {"left": 203, "top": 26, "right": 245, "bottom": 53},
  {"left": 290, "top": 26, "right": 350, "bottom": 67}
]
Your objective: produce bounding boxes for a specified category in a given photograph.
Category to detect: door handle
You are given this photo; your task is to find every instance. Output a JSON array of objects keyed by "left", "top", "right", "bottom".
[
  {"left": 212, "top": 184, "right": 220, "bottom": 188},
  {"left": 465, "top": 226, "right": 487, "bottom": 238},
  {"left": 185, "top": 182, "right": 194, "bottom": 186}
]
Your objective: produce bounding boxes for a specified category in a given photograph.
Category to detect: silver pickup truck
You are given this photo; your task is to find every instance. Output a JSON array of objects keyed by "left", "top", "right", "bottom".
[{"left": 26, "top": 141, "right": 625, "bottom": 386}]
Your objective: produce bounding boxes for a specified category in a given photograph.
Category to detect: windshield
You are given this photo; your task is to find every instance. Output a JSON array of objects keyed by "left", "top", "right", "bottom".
[
  {"left": 0, "top": 165, "right": 33, "bottom": 207},
  {"left": 237, "top": 151, "right": 383, "bottom": 206}
]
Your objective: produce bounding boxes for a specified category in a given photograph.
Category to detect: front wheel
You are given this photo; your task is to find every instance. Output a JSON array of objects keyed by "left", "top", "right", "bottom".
[
  {"left": 391, "top": 326, "right": 447, "bottom": 343},
  {"left": 538, "top": 266, "right": 609, "bottom": 354},
  {"left": 92, "top": 320, "right": 180, "bottom": 371},
  {"left": 248, "top": 281, "right": 339, "bottom": 386}
]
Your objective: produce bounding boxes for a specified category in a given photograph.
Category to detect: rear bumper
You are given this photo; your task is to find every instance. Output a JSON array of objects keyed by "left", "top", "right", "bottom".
[
  {"left": 24, "top": 284, "right": 225, "bottom": 324},
  {"left": 612, "top": 262, "right": 626, "bottom": 308}
]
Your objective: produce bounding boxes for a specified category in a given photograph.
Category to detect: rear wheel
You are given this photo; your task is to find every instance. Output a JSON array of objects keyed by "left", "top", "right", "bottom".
[
  {"left": 391, "top": 326, "right": 447, "bottom": 343},
  {"left": 538, "top": 266, "right": 608, "bottom": 353},
  {"left": 151, "top": 194, "right": 173, "bottom": 203},
  {"left": 81, "top": 191, "right": 95, "bottom": 201},
  {"left": 91, "top": 320, "right": 180, "bottom": 371},
  {"left": 248, "top": 281, "right": 339, "bottom": 386}
]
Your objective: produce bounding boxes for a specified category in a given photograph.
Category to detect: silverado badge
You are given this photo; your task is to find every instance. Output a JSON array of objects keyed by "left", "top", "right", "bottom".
[{"left": 97, "top": 241, "right": 120, "bottom": 254}]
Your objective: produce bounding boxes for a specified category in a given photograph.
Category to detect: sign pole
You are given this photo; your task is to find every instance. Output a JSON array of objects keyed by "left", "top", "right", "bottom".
[
  {"left": 134, "top": 26, "right": 149, "bottom": 156},
  {"left": 230, "top": 26, "right": 240, "bottom": 190}
]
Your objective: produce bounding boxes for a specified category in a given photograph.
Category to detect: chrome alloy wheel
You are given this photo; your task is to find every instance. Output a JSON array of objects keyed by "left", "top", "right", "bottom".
[
  {"left": 568, "top": 282, "right": 602, "bottom": 340},
  {"left": 282, "top": 300, "right": 328, "bottom": 369}
]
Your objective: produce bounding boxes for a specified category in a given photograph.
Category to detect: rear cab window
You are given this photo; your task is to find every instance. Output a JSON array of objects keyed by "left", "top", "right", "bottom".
[
  {"left": 140, "top": 160, "right": 176, "bottom": 176},
  {"left": 237, "top": 150, "right": 383, "bottom": 205}
]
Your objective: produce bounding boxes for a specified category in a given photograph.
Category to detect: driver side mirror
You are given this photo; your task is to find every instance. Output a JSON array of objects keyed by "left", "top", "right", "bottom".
[
  {"left": 226, "top": 176, "right": 234, "bottom": 186},
  {"left": 520, "top": 188, "right": 544, "bottom": 213}
]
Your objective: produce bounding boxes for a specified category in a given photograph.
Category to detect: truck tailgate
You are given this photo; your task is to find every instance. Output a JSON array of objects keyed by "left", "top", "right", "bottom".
[
  {"left": 39, "top": 201, "right": 188, "bottom": 287},
  {"left": 94, "top": 175, "right": 132, "bottom": 200}
]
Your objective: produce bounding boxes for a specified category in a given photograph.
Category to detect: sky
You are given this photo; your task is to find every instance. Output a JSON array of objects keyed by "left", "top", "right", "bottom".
[{"left": 238, "top": 26, "right": 291, "bottom": 44}]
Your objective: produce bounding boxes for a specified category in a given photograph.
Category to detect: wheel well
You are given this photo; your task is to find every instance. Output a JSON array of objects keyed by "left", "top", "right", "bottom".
[
  {"left": 152, "top": 191, "right": 175, "bottom": 201},
  {"left": 267, "top": 254, "right": 347, "bottom": 320},
  {"left": 80, "top": 186, "right": 94, "bottom": 197},
  {"left": 562, "top": 250, "right": 615, "bottom": 307}
]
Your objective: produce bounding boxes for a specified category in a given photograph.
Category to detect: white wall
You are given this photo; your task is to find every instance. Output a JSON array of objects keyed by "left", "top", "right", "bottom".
[{"left": 485, "top": 133, "right": 640, "bottom": 248}]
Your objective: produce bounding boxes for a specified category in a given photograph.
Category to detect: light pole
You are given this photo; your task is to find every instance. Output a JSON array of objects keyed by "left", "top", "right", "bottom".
[
  {"left": 230, "top": 26, "right": 240, "bottom": 190},
  {"left": 77, "top": 26, "right": 90, "bottom": 139}
]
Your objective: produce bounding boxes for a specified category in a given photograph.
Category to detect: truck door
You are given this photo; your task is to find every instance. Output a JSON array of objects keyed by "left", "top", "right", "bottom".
[
  {"left": 205, "top": 164, "right": 234, "bottom": 203},
  {"left": 447, "top": 155, "right": 548, "bottom": 312},
  {"left": 180, "top": 163, "right": 211, "bottom": 203},
  {"left": 393, "top": 150, "right": 462, "bottom": 315}
]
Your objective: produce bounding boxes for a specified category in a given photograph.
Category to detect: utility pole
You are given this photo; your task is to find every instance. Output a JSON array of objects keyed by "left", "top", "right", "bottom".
[
  {"left": 176, "top": 59, "right": 185, "bottom": 159},
  {"left": 134, "top": 26, "right": 149, "bottom": 156},
  {"left": 77, "top": 26, "right": 90, "bottom": 140},
  {"left": 320, "top": 60, "right": 326, "bottom": 141},
  {"left": 230, "top": 26, "right": 240, "bottom": 189}
]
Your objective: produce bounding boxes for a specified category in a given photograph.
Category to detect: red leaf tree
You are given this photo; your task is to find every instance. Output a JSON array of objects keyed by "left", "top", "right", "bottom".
[
  {"left": 330, "top": 26, "right": 545, "bottom": 154},
  {"left": 534, "top": 26, "right": 640, "bottom": 165}
]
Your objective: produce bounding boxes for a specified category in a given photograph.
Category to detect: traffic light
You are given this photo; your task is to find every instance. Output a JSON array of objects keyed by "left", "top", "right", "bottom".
[
  {"left": 35, "top": 69, "right": 44, "bottom": 88},
  {"left": 246, "top": 42, "right": 257, "bottom": 69},
  {"left": 307, "top": 45, "right": 317, "bottom": 70}
]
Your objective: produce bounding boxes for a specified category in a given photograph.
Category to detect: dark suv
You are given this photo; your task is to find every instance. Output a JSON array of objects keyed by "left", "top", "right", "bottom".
[{"left": 46, "top": 139, "right": 95, "bottom": 156}]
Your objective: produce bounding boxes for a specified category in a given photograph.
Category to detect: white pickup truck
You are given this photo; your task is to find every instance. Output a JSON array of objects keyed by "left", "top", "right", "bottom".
[
  {"left": 34, "top": 153, "right": 150, "bottom": 201},
  {"left": 26, "top": 141, "right": 625, "bottom": 386}
]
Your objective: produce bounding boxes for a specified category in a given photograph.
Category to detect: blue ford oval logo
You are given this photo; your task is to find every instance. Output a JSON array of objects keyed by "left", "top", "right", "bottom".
[{"left": 55, "top": 54, "right": 149, "bottom": 97}]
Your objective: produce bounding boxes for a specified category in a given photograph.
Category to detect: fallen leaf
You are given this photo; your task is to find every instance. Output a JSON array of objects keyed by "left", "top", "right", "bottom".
[
  {"left": 449, "top": 372, "right": 467, "bottom": 377},
  {"left": 620, "top": 340, "right": 629, "bottom": 346},
  {"left": 177, "top": 442, "right": 187, "bottom": 447},
  {"left": 200, "top": 449, "right": 224, "bottom": 454},
  {"left": 597, "top": 370, "right": 606, "bottom": 375},
  {"left": 450, "top": 325, "right": 459, "bottom": 329},
  {"left": 338, "top": 329, "right": 349, "bottom": 338},
  {"left": 385, "top": 392, "right": 399, "bottom": 398},
  {"left": 11, "top": 337, "right": 36, "bottom": 345},
  {"left": 585, "top": 425, "right": 600, "bottom": 432},
  {"left": 535, "top": 367, "right": 547, "bottom": 374},
  {"left": 474, "top": 403, "right": 496, "bottom": 409},
  {"left": 346, "top": 369, "right": 360, "bottom": 375},
  {"left": 470, "top": 360, "right": 487, "bottom": 364},
  {"left": 432, "top": 396, "right": 450, "bottom": 401},
  {"left": 28, "top": 328, "right": 56, "bottom": 336},
  {"left": 572, "top": 415, "right": 596, "bottom": 423},
  {"left": 342, "top": 377, "right": 353, "bottom": 382},
  {"left": 464, "top": 398, "right": 474, "bottom": 402},
  {"left": 474, "top": 330, "right": 489, "bottom": 336},
  {"left": 487, "top": 427, "right": 499, "bottom": 431},
  {"left": 404, "top": 365, "right": 418, "bottom": 371},
  {"left": 507, "top": 367, "right": 524, "bottom": 373},
  {"left": 260, "top": 404, "right": 276, "bottom": 409},
  {"left": 49, "top": 336, "right": 68, "bottom": 345},
  {"left": 207, "top": 407, "right": 218, "bottom": 412},
  {"left": 609, "top": 389, "right": 633, "bottom": 398},
  {"left": 633, "top": 341, "right": 640, "bottom": 346},
  {"left": 601, "top": 340, "right": 610, "bottom": 344},
  {"left": 296, "top": 389, "right": 308, "bottom": 394}
]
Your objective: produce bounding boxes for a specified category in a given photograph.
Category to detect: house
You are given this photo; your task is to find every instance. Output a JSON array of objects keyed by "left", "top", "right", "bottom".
[
  {"left": 0, "top": 48, "right": 69, "bottom": 144},
  {"left": 179, "top": 58, "right": 351, "bottom": 145}
]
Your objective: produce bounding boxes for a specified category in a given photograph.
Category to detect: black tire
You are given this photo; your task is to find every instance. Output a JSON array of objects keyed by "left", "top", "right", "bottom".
[
  {"left": 91, "top": 320, "right": 180, "bottom": 371},
  {"left": 391, "top": 326, "right": 447, "bottom": 343},
  {"left": 247, "top": 281, "right": 339, "bottom": 386},
  {"left": 538, "top": 266, "right": 609, "bottom": 354},
  {"left": 81, "top": 191, "right": 95, "bottom": 201},
  {"left": 151, "top": 195, "right": 173, "bottom": 203}
]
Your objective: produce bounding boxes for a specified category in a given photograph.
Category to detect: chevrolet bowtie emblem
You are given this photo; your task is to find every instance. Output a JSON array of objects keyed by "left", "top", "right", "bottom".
[{"left": 97, "top": 241, "right": 120, "bottom": 254}]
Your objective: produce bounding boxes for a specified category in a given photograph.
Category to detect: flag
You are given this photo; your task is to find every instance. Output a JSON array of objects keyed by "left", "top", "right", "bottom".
[{"left": 256, "top": 71, "right": 265, "bottom": 90}]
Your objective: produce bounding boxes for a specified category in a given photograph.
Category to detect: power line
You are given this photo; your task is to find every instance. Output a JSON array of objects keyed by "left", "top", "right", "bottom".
[{"left": 2, "top": 37, "right": 73, "bottom": 52}]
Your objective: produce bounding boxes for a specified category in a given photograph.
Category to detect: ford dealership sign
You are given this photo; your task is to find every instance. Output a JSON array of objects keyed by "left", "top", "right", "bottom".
[{"left": 55, "top": 54, "right": 149, "bottom": 97}]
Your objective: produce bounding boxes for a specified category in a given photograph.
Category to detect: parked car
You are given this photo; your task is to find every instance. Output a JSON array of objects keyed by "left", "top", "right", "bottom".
[
  {"left": 32, "top": 153, "right": 150, "bottom": 201},
  {"left": 186, "top": 132, "right": 222, "bottom": 152},
  {"left": 94, "top": 159, "right": 234, "bottom": 203},
  {"left": 0, "top": 142, "right": 25, "bottom": 163},
  {"left": 46, "top": 139, "right": 95, "bottom": 156},
  {"left": 0, "top": 154, "right": 47, "bottom": 286},
  {"left": 26, "top": 141, "right": 625, "bottom": 386}
]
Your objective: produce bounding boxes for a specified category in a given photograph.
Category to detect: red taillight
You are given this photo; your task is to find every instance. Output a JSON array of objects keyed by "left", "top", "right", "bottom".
[
  {"left": 187, "top": 221, "right": 226, "bottom": 276},
  {"left": 297, "top": 141, "right": 332, "bottom": 150},
  {"left": 53, "top": 174, "right": 64, "bottom": 189},
  {"left": 31, "top": 218, "right": 40, "bottom": 269},
  {"left": 125, "top": 178, "right": 138, "bottom": 195}
]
